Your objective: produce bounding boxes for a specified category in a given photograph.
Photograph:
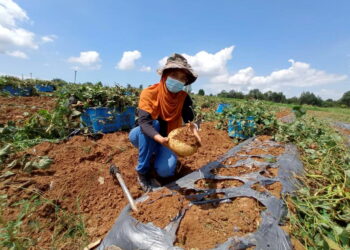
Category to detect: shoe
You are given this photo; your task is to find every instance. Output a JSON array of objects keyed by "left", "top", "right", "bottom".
[{"left": 137, "top": 172, "right": 152, "bottom": 192}]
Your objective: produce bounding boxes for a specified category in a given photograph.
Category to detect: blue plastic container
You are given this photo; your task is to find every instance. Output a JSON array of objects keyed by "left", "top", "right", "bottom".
[
  {"left": 2, "top": 85, "right": 33, "bottom": 96},
  {"left": 228, "top": 116, "right": 255, "bottom": 139},
  {"left": 35, "top": 84, "right": 55, "bottom": 92},
  {"left": 216, "top": 103, "right": 230, "bottom": 113},
  {"left": 80, "top": 112, "right": 92, "bottom": 129},
  {"left": 84, "top": 106, "right": 135, "bottom": 133}
]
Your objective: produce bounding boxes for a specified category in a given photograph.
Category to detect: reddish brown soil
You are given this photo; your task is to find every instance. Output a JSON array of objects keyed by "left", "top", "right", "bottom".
[
  {"left": 131, "top": 188, "right": 189, "bottom": 228},
  {"left": 221, "top": 156, "right": 246, "bottom": 165},
  {"left": 0, "top": 121, "right": 237, "bottom": 249},
  {"left": 175, "top": 197, "right": 265, "bottom": 249},
  {"left": 281, "top": 225, "right": 306, "bottom": 250},
  {"left": 276, "top": 109, "right": 292, "bottom": 119},
  {"left": 242, "top": 146, "right": 285, "bottom": 156},
  {"left": 0, "top": 120, "right": 289, "bottom": 249},
  {"left": 172, "top": 126, "right": 200, "bottom": 147},
  {"left": 251, "top": 156, "right": 268, "bottom": 162},
  {"left": 255, "top": 135, "right": 272, "bottom": 142},
  {"left": 176, "top": 122, "right": 236, "bottom": 177},
  {"left": 1, "top": 132, "right": 141, "bottom": 248},
  {"left": 261, "top": 167, "right": 279, "bottom": 178},
  {"left": 0, "top": 96, "right": 57, "bottom": 124},
  {"left": 251, "top": 182, "right": 283, "bottom": 198},
  {"left": 212, "top": 165, "right": 260, "bottom": 176},
  {"left": 336, "top": 127, "right": 350, "bottom": 136},
  {"left": 195, "top": 178, "right": 244, "bottom": 189}
]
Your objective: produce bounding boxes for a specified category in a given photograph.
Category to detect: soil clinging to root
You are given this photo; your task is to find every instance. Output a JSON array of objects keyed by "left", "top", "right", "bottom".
[
  {"left": 173, "top": 126, "right": 200, "bottom": 147},
  {"left": 175, "top": 197, "right": 265, "bottom": 249}
]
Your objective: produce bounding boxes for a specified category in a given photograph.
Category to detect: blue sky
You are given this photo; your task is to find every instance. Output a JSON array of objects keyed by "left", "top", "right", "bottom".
[{"left": 0, "top": 0, "right": 349, "bottom": 99}]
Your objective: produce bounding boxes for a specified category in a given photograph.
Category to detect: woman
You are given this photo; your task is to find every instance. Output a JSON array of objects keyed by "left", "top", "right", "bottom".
[{"left": 129, "top": 53, "right": 201, "bottom": 192}]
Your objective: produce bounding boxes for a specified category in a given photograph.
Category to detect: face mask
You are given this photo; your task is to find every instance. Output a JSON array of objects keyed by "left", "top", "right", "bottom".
[{"left": 165, "top": 77, "right": 184, "bottom": 93}]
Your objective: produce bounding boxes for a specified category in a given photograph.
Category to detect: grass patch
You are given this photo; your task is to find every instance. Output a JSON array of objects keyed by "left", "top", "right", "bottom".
[{"left": 0, "top": 194, "right": 88, "bottom": 249}]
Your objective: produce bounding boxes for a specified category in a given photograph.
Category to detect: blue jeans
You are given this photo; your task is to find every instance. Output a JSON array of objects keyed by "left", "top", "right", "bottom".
[{"left": 128, "top": 120, "right": 177, "bottom": 177}]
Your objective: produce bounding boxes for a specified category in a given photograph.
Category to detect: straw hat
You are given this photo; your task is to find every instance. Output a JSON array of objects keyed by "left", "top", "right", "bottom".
[{"left": 157, "top": 53, "right": 198, "bottom": 85}]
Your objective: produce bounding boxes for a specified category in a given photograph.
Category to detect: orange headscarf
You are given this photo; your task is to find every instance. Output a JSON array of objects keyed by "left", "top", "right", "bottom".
[{"left": 138, "top": 76, "right": 188, "bottom": 135}]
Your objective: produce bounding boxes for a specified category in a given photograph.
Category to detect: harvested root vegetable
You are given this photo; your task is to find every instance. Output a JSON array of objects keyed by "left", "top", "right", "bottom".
[
  {"left": 168, "top": 126, "right": 201, "bottom": 156},
  {"left": 172, "top": 126, "right": 200, "bottom": 147}
]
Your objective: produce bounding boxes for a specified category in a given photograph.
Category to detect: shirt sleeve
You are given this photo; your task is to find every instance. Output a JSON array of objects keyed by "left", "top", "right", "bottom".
[
  {"left": 182, "top": 94, "right": 195, "bottom": 123},
  {"left": 138, "top": 109, "right": 159, "bottom": 138}
]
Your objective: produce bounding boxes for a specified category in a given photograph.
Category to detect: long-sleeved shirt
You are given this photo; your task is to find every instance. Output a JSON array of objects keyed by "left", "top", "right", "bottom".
[{"left": 137, "top": 95, "right": 195, "bottom": 138}]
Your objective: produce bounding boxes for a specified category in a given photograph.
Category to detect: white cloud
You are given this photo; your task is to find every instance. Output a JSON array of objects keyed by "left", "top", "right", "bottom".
[
  {"left": 140, "top": 65, "right": 151, "bottom": 72},
  {"left": 0, "top": 0, "right": 28, "bottom": 28},
  {"left": 68, "top": 51, "right": 101, "bottom": 70},
  {"left": 5, "top": 49, "right": 27, "bottom": 58},
  {"left": 158, "top": 56, "right": 168, "bottom": 67},
  {"left": 158, "top": 46, "right": 234, "bottom": 75},
  {"left": 315, "top": 89, "right": 344, "bottom": 100},
  {"left": 0, "top": 0, "right": 39, "bottom": 55},
  {"left": 116, "top": 50, "right": 141, "bottom": 70},
  {"left": 41, "top": 34, "right": 57, "bottom": 43},
  {"left": 209, "top": 59, "right": 347, "bottom": 94}
]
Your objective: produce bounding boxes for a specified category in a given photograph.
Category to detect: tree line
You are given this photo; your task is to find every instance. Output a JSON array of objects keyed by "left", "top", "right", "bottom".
[{"left": 197, "top": 88, "right": 350, "bottom": 108}]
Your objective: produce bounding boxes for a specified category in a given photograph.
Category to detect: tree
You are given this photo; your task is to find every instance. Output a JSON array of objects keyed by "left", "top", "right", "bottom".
[
  {"left": 270, "top": 92, "right": 286, "bottom": 103},
  {"left": 139, "top": 84, "right": 143, "bottom": 89},
  {"left": 299, "top": 92, "right": 323, "bottom": 106},
  {"left": 340, "top": 91, "right": 350, "bottom": 107},
  {"left": 198, "top": 89, "right": 205, "bottom": 96},
  {"left": 248, "top": 89, "right": 264, "bottom": 100},
  {"left": 287, "top": 97, "right": 299, "bottom": 104},
  {"left": 51, "top": 78, "right": 67, "bottom": 86}
]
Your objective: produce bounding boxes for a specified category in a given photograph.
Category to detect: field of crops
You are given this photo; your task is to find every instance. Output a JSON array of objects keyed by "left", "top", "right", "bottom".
[{"left": 0, "top": 77, "right": 349, "bottom": 249}]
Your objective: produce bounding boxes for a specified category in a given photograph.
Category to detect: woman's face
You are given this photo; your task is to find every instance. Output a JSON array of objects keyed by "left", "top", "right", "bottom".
[{"left": 166, "top": 70, "right": 188, "bottom": 84}]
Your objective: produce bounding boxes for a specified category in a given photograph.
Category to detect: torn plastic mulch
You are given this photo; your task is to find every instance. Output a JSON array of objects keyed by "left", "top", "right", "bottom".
[{"left": 98, "top": 137, "right": 304, "bottom": 250}]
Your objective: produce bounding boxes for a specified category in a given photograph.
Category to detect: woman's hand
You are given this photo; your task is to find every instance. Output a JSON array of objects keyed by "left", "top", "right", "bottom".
[
  {"left": 188, "top": 122, "right": 202, "bottom": 146},
  {"left": 154, "top": 134, "right": 169, "bottom": 146}
]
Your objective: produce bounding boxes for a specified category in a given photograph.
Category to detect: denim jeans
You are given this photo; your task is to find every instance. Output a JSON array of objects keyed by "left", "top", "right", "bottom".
[{"left": 128, "top": 120, "right": 177, "bottom": 177}]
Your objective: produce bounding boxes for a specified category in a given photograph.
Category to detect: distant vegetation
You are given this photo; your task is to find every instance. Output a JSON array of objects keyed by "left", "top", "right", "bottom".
[{"left": 215, "top": 88, "right": 350, "bottom": 108}]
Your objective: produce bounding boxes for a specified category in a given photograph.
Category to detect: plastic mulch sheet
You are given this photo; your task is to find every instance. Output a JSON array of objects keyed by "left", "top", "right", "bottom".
[{"left": 98, "top": 137, "right": 304, "bottom": 250}]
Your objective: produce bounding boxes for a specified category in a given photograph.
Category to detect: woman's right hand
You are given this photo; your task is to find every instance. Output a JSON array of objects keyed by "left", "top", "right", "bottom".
[{"left": 154, "top": 134, "right": 169, "bottom": 146}]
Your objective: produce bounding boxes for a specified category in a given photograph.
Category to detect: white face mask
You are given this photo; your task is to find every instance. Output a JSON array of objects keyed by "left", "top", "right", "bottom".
[{"left": 165, "top": 77, "right": 184, "bottom": 93}]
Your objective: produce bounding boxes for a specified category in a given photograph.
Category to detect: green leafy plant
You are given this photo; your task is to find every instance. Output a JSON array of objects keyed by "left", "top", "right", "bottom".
[
  {"left": 215, "top": 100, "right": 279, "bottom": 138},
  {"left": 274, "top": 116, "right": 350, "bottom": 249},
  {"left": 292, "top": 105, "right": 306, "bottom": 118},
  {"left": 57, "top": 82, "right": 139, "bottom": 110}
]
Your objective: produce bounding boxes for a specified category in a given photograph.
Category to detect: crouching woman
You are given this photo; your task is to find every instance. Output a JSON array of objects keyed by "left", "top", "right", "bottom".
[{"left": 128, "top": 53, "right": 200, "bottom": 192}]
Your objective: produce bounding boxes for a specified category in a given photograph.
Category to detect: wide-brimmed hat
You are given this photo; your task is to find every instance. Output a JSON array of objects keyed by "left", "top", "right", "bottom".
[{"left": 157, "top": 53, "right": 198, "bottom": 85}]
